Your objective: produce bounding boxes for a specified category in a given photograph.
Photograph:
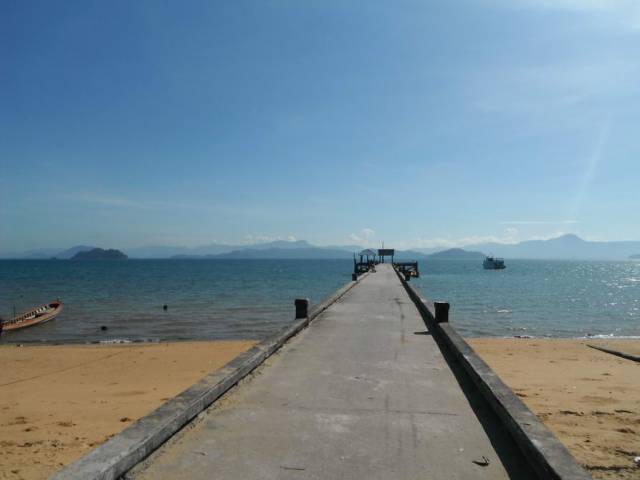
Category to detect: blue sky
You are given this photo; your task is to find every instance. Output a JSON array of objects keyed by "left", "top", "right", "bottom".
[{"left": 2, "top": 0, "right": 640, "bottom": 251}]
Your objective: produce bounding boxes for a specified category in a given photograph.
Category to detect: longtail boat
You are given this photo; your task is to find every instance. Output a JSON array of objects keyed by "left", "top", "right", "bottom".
[{"left": 1, "top": 300, "right": 63, "bottom": 333}]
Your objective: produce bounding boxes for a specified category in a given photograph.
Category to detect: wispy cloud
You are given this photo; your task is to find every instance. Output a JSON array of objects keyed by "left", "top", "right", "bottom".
[
  {"left": 67, "top": 192, "right": 209, "bottom": 211},
  {"left": 242, "top": 234, "right": 297, "bottom": 245},
  {"left": 500, "top": 220, "right": 580, "bottom": 225},
  {"left": 396, "top": 232, "right": 520, "bottom": 250},
  {"left": 570, "top": 117, "right": 611, "bottom": 216},
  {"left": 70, "top": 193, "right": 149, "bottom": 209},
  {"left": 347, "top": 228, "right": 376, "bottom": 246},
  {"left": 489, "top": 0, "right": 640, "bottom": 29},
  {"left": 527, "top": 231, "right": 574, "bottom": 241},
  {"left": 511, "top": 0, "right": 640, "bottom": 14},
  {"left": 65, "top": 192, "right": 267, "bottom": 217},
  {"left": 473, "top": 62, "right": 640, "bottom": 115}
]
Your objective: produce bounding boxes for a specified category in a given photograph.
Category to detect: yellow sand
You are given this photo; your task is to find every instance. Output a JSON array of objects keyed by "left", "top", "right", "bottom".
[
  {"left": 0, "top": 341, "right": 256, "bottom": 480},
  {"left": 468, "top": 338, "right": 640, "bottom": 480},
  {"left": 4, "top": 337, "right": 638, "bottom": 479}
]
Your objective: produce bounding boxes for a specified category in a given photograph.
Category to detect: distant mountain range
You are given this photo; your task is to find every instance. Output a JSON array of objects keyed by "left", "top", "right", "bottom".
[
  {"left": 464, "top": 234, "right": 640, "bottom": 260},
  {"left": 196, "top": 247, "right": 354, "bottom": 260},
  {"left": 172, "top": 242, "right": 428, "bottom": 260},
  {"left": 3, "top": 234, "right": 640, "bottom": 260},
  {"left": 123, "top": 240, "right": 357, "bottom": 259}
]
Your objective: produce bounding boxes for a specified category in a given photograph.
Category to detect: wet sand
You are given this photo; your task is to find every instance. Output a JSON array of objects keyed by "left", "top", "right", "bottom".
[
  {"left": 0, "top": 341, "right": 256, "bottom": 480},
  {"left": 468, "top": 338, "right": 640, "bottom": 480}
]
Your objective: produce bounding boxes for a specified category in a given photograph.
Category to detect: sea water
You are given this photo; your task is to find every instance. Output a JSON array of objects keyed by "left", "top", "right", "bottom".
[
  {"left": 414, "top": 259, "right": 640, "bottom": 338},
  {"left": 0, "top": 259, "right": 351, "bottom": 344},
  {"left": 0, "top": 259, "right": 638, "bottom": 343}
]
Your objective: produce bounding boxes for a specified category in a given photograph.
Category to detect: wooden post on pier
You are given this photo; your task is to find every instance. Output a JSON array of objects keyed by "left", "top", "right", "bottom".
[{"left": 434, "top": 302, "right": 449, "bottom": 323}]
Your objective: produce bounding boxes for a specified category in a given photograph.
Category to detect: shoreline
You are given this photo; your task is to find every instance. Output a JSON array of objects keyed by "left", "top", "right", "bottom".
[
  {"left": 2, "top": 332, "right": 639, "bottom": 347},
  {"left": 0, "top": 337, "right": 259, "bottom": 346},
  {"left": 0, "top": 340, "right": 256, "bottom": 480},
  {"left": 468, "top": 337, "right": 640, "bottom": 479}
]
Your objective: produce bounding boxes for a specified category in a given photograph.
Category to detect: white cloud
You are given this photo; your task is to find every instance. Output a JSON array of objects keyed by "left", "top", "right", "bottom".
[
  {"left": 505, "top": 227, "right": 519, "bottom": 239},
  {"left": 395, "top": 234, "right": 516, "bottom": 250},
  {"left": 396, "top": 226, "right": 529, "bottom": 249},
  {"left": 347, "top": 228, "right": 376, "bottom": 246},
  {"left": 242, "top": 234, "right": 298, "bottom": 245},
  {"left": 500, "top": 220, "right": 580, "bottom": 225},
  {"left": 394, "top": 229, "right": 583, "bottom": 249}
]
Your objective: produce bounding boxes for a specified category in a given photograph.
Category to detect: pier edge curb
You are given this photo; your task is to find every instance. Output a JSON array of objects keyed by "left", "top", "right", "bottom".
[
  {"left": 395, "top": 269, "right": 592, "bottom": 480},
  {"left": 587, "top": 344, "right": 640, "bottom": 363},
  {"left": 50, "top": 274, "right": 366, "bottom": 480}
]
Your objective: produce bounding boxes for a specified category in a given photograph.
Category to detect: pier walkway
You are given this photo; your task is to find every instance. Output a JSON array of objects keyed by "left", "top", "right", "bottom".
[{"left": 132, "top": 264, "right": 535, "bottom": 479}]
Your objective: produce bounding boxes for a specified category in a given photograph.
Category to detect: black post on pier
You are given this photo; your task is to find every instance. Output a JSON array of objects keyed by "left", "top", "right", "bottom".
[
  {"left": 434, "top": 302, "right": 449, "bottom": 323},
  {"left": 353, "top": 254, "right": 358, "bottom": 281},
  {"left": 295, "top": 298, "right": 309, "bottom": 319}
]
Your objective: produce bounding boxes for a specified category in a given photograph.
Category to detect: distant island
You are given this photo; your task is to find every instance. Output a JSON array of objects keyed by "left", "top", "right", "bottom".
[
  {"left": 71, "top": 248, "right": 128, "bottom": 261},
  {"left": 426, "top": 248, "right": 485, "bottom": 260},
  {"left": 631, "top": 254, "right": 640, "bottom": 259}
]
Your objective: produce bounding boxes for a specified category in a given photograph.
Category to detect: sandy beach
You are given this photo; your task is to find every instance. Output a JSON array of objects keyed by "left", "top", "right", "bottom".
[
  {"left": 2, "top": 337, "right": 638, "bottom": 479},
  {"left": 0, "top": 341, "right": 255, "bottom": 480},
  {"left": 468, "top": 338, "right": 640, "bottom": 480}
]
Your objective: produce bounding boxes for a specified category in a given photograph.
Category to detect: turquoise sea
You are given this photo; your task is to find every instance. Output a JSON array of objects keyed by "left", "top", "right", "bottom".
[{"left": 1, "top": 259, "right": 639, "bottom": 343}]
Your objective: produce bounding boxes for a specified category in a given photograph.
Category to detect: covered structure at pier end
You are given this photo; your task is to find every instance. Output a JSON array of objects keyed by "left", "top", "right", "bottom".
[
  {"left": 358, "top": 249, "right": 377, "bottom": 264},
  {"left": 378, "top": 248, "right": 394, "bottom": 263}
]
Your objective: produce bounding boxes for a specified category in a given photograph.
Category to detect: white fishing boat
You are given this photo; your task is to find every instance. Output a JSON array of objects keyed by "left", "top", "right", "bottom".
[{"left": 483, "top": 256, "right": 505, "bottom": 270}]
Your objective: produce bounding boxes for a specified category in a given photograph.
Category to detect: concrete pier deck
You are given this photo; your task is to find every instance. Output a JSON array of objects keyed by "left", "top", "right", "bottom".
[{"left": 131, "top": 264, "right": 536, "bottom": 479}]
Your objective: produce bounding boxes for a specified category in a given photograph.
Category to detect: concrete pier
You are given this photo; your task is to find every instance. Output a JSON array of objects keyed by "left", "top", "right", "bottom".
[{"left": 131, "top": 264, "right": 538, "bottom": 479}]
